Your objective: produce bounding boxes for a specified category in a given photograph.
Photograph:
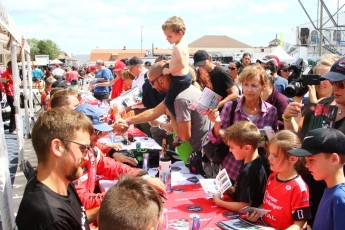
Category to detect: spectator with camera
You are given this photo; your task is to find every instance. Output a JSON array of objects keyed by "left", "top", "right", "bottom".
[
  {"left": 308, "top": 54, "right": 339, "bottom": 103},
  {"left": 283, "top": 56, "right": 345, "bottom": 135}
]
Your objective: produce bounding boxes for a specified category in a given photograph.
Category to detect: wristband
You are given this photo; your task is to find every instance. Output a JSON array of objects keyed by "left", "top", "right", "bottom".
[
  {"left": 159, "top": 122, "right": 163, "bottom": 129},
  {"left": 282, "top": 115, "right": 292, "bottom": 122}
]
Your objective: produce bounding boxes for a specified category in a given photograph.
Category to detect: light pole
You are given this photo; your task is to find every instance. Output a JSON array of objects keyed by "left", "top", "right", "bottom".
[{"left": 141, "top": 26, "right": 143, "bottom": 57}]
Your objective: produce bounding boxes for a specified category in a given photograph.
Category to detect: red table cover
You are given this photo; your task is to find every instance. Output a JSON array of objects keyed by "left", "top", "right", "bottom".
[{"left": 165, "top": 184, "right": 230, "bottom": 229}]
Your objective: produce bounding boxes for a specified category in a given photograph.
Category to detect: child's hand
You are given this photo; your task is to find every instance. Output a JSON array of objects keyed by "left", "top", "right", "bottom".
[
  {"left": 162, "top": 68, "right": 170, "bottom": 75},
  {"left": 245, "top": 210, "right": 260, "bottom": 222},
  {"left": 213, "top": 193, "right": 222, "bottom": 205}
]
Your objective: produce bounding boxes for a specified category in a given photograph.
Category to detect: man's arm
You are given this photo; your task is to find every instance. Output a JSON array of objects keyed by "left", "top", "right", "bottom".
[
  {"left": 127, "top": 102, "right": 166, "bottom": 125},
  {"left": 218, "top": 85, "right": 239, "bottom": 109},
  {"left": 166, "top": 108, "right": 191, "bottom": 141}
]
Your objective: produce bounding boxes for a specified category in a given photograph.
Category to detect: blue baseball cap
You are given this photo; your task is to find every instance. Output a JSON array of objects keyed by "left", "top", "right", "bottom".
[{"left": 75, "top": 104, "right": 112, "bottom": 132}]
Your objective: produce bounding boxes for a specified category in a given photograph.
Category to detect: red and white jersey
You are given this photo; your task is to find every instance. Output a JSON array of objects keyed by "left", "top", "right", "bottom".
[{"left": 262, "top": 172, "right": 311, "bottom": 230}]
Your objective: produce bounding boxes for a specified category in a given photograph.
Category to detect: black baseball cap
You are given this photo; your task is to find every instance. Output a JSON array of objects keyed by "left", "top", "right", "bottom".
[
  {"left": 193, "top": 50, "right": 209, "bottom": 66},
  {"left": 288, "top": 128, "right": 345, "bottom": 157},
  {"left": 321, "top": 57, "right": 345, "bottom": 81}
]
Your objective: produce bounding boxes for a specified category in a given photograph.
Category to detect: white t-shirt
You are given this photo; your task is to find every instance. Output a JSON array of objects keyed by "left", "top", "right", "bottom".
[{"left": 131, "top": 69, "right": 148, "bottom": 92}]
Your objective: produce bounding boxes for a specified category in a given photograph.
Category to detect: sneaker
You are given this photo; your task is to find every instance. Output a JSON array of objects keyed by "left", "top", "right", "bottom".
[{"left": 10, "top": 130, "right": 17, "bottom": 134}]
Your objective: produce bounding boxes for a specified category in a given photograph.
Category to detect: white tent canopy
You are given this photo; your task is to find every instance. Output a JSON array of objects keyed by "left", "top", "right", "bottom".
[
  {"left": 271, "top": 46, "right": 295, "bottom": 63},
  {"left": 0, "top": 1, "right": 32, "bottom": 229}
]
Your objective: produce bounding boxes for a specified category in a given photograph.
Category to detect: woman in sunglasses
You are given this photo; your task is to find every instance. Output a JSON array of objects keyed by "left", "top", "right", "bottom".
[
  {"left": 228, "top": 60, "right": 242, "bottom": 95},
  {"left": 283, "top": 56, "right": 345, "bottom": 135}
]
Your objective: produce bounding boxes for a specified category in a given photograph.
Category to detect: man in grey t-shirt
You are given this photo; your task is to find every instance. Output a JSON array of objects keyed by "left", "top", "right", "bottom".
[{"left": 126, "top": 60, "right": 211, "bottom": 153}]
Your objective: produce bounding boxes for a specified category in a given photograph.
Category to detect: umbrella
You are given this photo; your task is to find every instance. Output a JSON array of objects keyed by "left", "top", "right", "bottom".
[{"left": 50, "top": 59, "right": 63, "bottom": 65}]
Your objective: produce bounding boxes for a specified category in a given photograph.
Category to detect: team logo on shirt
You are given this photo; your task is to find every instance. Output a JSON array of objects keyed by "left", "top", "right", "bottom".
[{"left": 285, "top": 185, "right": 292, "bottom": 190}]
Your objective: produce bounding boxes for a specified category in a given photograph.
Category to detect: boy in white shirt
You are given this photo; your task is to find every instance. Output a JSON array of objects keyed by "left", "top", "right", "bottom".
[{"left": 162, "top": 16, "right": 191, "bottom": 118}]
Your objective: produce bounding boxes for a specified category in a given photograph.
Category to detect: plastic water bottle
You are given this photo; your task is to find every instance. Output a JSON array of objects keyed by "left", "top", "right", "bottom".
[{"left": 159, "top": 156, "right": 171, "bottom": 193}]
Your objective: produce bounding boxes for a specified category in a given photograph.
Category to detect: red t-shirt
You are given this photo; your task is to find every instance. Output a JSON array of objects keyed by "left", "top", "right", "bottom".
[
  {"left": 111, "top": 77, "right": 124, "bottom": 99},
  {"left": 1, "top": 70, "right": 14, "bottom": 96},
  {"left": 262, "top": 172, "right": 311, "bottom": 230}
]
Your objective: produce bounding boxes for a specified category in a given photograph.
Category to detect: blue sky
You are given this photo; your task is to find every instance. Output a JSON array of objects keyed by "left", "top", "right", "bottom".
[{"left": 2, "top": 0, "right": 344, "bottom": 55}]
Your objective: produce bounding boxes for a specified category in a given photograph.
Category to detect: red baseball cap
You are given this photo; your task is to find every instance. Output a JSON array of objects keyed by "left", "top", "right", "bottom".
[{"left": 113, "top": 61, "right": 126, "bottom": 72}]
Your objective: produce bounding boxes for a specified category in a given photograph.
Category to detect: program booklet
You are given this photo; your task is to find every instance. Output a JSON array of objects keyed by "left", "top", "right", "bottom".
[
  {"left": 301, "top": 102, "right": 338, "bottom": 138},
  {"left": 120, "top": 86, "right": 142, "bottom": 107},
  {"left": 216, "top": 219, "right": 276, "bottom": 230},
  {"left": 188, "top": 87, "right": 222, "bottom": 115},
  {"left": 199, "top": 169, "right": 232, "bottom": 198},
  {"left": 239, "top": 206, "right": 271, "bottom": 218}
]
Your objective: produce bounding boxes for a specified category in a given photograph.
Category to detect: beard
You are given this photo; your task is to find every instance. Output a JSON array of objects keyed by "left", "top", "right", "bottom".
[
  {"left": 66, "top": 165, "right": 83, "bottom": 181},
  {"left": 61, "top": 148, "right": 84, "bottom": 181}
]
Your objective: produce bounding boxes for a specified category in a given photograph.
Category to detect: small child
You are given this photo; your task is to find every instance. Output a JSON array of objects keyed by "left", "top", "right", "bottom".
[
  {"left": 162, "top": 16, "right": 191, "bottom": 118},
  {"left": 246, "top": 130, "right": 311, "bottom": 230},
  {"left": 289, "top": 128, "right": 345, "bottom": 230},
  {"left": 214, "top": 121, "right": 268, "bottom": 211}
]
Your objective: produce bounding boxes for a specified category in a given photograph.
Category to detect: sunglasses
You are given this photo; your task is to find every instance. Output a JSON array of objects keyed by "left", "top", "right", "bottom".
[
  {"left": 330, "top": 80, "right": 345, "bottom": 89},
  {"left": 281, "top": 69, "right": 290, "bottom": 72},
  {"left": 150, "top": 75, "right": 163, "bottom": 85},
  {"left": 228, "top": 67, "right": 237, "bottom": 71},
  {"left": 62, "top": 139, "right": 91, "bottom": 156}
]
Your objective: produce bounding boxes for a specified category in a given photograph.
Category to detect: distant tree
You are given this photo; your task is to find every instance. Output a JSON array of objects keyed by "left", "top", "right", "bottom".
[{"left": 27, "top": 38, "right": 61, "bottom": 60}]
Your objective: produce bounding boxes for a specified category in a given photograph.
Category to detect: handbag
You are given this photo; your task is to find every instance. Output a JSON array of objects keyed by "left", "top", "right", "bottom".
[
  {"left": 188, "top": 151, "right": 205, "bottom": 176},
  {"left": 200, "top": 100, "right": 238, "bottom": 178}
]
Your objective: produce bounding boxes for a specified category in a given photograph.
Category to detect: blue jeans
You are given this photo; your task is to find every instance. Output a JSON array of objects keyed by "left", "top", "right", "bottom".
[{"left": 165, "top": 73, "right": 192, "bottom": 118}]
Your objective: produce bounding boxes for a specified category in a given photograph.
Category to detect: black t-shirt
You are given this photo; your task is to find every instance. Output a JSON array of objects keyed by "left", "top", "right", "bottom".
[
  {"left": 16, "top": 177, "right": 90, "bottom": 230},
  {"left": 232, "top": 156, "right": 267, "bottom": 208},
  {"left": 209, "top": 66, "right": 234, "bottom": 99},
  {"left": 142, "top": 76, "right": 166, "bottom": 109}
]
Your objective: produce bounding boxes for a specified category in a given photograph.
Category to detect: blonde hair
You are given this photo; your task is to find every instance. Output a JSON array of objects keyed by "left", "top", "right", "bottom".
[
  {"left": 162, "top": 16, "right": 186, "bottom": 35},
  {"left": 220, "top": 121, "right": 261, "bottom": 149},
  {"left": 268, "top": 130, "right": 307, "bottom": 173},
  {"left": 239, "top": 64, "right": 268, "bottom": 87},
  {"left": 316, "top": 54, "right": 340, "bottom": 67},
  {"left": 122, "top": 69, "right": 135, "bottom": 80}
]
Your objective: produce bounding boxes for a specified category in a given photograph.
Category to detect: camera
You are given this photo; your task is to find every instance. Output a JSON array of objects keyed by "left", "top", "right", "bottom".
[{"left": 285, "top": 58, "right": 321, "bottom": 98}]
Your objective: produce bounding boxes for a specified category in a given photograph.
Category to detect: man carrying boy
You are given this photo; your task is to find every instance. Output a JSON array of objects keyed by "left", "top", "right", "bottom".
[
  {"left": 213, "top": 121, "right": 268, "bottom": 211},
  {"left": 162, "top": 16, "right": 191, "bottom": 118},
  {"left": 289, "top": 128, "right": 345, "bottom": 230}
]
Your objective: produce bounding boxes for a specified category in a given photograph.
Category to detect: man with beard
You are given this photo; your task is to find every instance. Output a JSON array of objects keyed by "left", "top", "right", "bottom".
[
  {"left": 16, "top": 108, "right": 98, "bottom": 230},
  {"left": 15, "top": 108, "right": 96, "bottom": 229}
]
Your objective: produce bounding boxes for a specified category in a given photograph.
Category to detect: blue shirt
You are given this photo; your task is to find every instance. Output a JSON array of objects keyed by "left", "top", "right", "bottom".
[
  {"left": 32, "top": 68, "right": 43, "bottom": 80},
  {"left": 313, "top": 182, "right": 345, "bottom": 230},
  {"left": 274, "top": 75, "right": 288, "bottom": 94},
  {"left": 93, "top": 68, "right": 113, "bottom": 93}
]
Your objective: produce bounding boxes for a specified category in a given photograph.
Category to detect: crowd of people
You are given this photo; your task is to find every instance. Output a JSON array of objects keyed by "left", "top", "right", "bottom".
[{"left": 5, "top": 15, "right": 344, "bottom": 230}]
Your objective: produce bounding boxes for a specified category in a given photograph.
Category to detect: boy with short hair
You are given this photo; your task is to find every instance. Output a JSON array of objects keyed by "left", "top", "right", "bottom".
[
  {"left": 289, "top": 128, "right": 345, "bottom": 230},
  {"left": 162, "top": 16, "right": 191, "bottom": 118},
  {"left": 99, "top": 175, "right": 163, "bottom": 230},
  {"left": 213, "top": 121, "right": 268, "bottom": 211}
]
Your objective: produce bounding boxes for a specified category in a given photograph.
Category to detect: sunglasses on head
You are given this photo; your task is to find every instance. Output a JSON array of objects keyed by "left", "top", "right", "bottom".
[{"left": 330, "top": 80, "right": 345, "bottom": 89}]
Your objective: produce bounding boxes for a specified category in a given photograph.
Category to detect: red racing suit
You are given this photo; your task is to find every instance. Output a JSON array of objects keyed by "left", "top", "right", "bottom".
[{"left": 73, "top": 146, "right": 141, "bottom": 210}]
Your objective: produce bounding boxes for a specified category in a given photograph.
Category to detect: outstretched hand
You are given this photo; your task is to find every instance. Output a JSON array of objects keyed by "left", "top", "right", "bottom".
[{"left": 112, "top": 153, "right": 138, "bottom": 166}]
